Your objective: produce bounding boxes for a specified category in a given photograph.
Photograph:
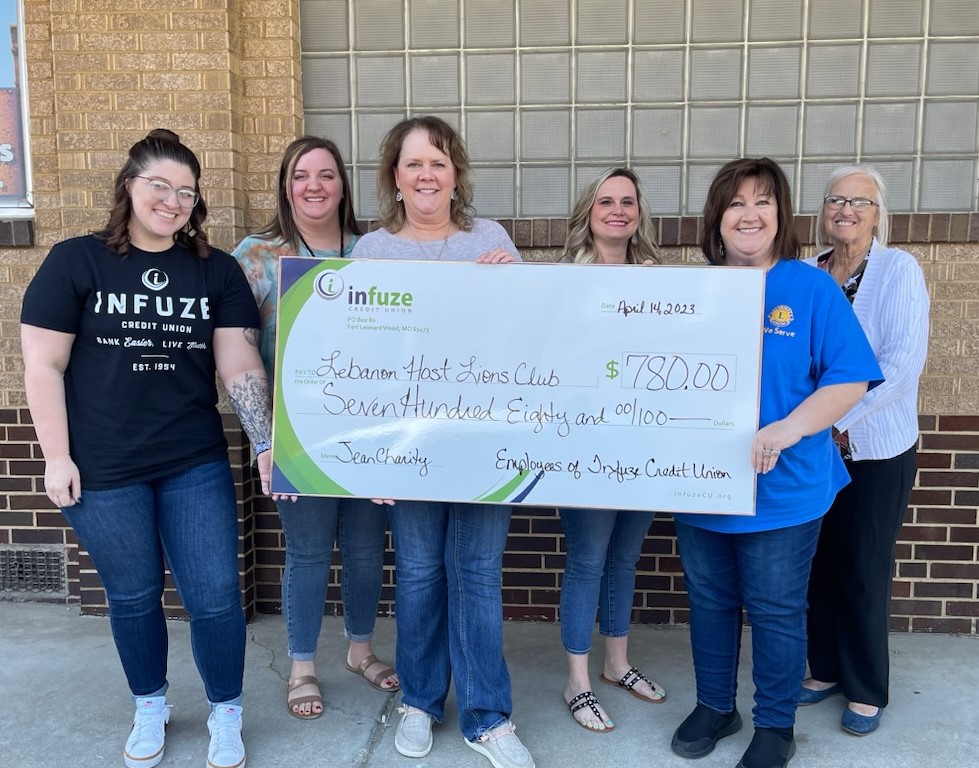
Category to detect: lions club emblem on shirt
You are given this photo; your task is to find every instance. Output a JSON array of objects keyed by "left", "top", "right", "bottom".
[{"left": 768, "top": 305, "right": 794, "bottom": 328}]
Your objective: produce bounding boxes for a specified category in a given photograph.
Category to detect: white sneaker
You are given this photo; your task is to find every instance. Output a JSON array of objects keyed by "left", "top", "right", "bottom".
[
  {"left": 394, "top": 704, "right": 434, "bottom": 758},
  {"left": 124, "top": 696, "right": 171, "bottom": 768},
  {"left": 466, "top": 721, "right": 535, "bottom": 768},
  {"left": 206, "top": 705, "right": 246, "bottom": 768}
]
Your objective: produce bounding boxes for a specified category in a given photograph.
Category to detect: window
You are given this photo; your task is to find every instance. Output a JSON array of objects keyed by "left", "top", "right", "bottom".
[
  {"left": 300, "top": 0, "right": 979, "bottom": 216},
  {"left": 0, "top": 0, "right": 31, "bottom": 218}
]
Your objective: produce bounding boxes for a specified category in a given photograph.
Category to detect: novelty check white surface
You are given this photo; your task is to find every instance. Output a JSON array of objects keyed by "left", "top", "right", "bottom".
[{"left": 270, "top": 257, "right": 764, "bottom": 514}]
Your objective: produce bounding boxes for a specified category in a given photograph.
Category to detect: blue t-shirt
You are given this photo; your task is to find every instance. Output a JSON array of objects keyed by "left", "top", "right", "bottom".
[{"left": 675, "top": 259, "right": 883, "bottom": 533}]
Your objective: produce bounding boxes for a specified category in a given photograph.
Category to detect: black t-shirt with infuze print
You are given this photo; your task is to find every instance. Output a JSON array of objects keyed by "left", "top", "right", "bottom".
[{"left": 21, "top": 235, "right": 260, "bottom": 489}]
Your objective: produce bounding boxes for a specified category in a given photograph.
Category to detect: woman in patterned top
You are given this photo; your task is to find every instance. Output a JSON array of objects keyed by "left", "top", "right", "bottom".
[{"left": 233, "top": 136, "right": 399, "bottom": 720}]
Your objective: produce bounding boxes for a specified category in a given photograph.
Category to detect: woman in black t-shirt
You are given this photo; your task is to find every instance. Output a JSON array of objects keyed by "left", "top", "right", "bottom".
[{"left": 21, "top": 129, "right": 271, "bottom": 768}]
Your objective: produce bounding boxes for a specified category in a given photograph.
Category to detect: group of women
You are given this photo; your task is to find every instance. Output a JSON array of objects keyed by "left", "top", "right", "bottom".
[{"left": 21, "top": 117, "right": 928, "bottom": 768}]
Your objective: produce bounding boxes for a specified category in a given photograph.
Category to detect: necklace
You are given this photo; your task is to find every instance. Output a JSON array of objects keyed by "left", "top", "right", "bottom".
[
  {"left": 406, "top": 222, "right": 451, "bottom": 261},
  {"left": 297, "top": 230, "right": 344, "bottom": 258},
  {"left": 826, "top": 245, "right": 870, "bottom": 286}
]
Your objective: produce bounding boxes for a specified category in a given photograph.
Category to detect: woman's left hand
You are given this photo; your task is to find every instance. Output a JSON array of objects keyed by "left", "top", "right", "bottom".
[
  {"left": 750, "top": 419, "right": 802, "bottom": 474},
  {"left": 476, "top": 248, "right": 516, "bottom": 264}
]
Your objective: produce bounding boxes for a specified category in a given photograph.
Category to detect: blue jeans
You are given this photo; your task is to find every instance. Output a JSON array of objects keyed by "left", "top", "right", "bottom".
[
  {"left": 675, "top": 517, "right": 822, "bottom": 729},
  {"left": 389, "top": 501, "right": 513, "bottom": 741},
  {"left": 277, "top": 496, "right": 388, "bottom": 660},
  {"left": 62, "top": 460, "right": 245, "bottom": 706},
  {"left": 560, "top": 508, "right": 655, "bottom": 654}
]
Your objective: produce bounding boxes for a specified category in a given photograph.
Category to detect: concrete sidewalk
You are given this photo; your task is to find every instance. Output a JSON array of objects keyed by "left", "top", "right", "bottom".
[{"left": 1, "top": 601, "right": 977, "bottom": 767}]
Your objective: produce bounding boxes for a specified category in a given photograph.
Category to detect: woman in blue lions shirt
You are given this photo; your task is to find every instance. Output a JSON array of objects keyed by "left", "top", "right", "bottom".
[{"left": 668, "top": 158, "right": 883, "bottom": 768}]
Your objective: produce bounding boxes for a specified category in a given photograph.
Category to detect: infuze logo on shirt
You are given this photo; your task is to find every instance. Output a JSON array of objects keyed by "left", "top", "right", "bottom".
[
  {"left": 764, "top": 304, "right": 796, "bottom": 337},
  {"left": 142, "top": 268, "right": 170, "bottom": 291}
]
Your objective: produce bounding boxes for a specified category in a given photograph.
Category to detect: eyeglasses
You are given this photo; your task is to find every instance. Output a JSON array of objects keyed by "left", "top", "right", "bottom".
[
  {"left": 823, "top": 195, "right": 877, "bottom": 210},
  {"left": 134, "top": 176, "right": 200, "bottom": 208}
]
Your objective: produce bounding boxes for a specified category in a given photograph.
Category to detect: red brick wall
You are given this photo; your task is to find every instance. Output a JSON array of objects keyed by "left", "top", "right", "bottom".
[
  {"left": 3, "top": 410, "right": 978, "bottom": 632},
  {"left": 892, "top": 416, "right": 979, "bottom": 633}
]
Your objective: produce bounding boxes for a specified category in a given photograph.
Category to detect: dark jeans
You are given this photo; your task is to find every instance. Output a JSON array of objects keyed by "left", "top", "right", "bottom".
[
  {"left": 676, "top": 517, "right": 822, "bottom": 729},
  {"left": 62, "top": 460, "right": 245, "bottom": 705}
]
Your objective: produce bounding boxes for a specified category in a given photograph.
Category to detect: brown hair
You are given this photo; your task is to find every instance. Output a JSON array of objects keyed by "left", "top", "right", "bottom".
[
  {"left": 701, "top": 157, "right": 800, "bottom": 265},
  {"left": 95, "top": 129, "right": 210, "bottom": 259},
  {"left": 252, "top": 135, "right": 362, "bottom": 254},
  {"left": 376, "top": 116, "right": 475, "bottom": 232}
]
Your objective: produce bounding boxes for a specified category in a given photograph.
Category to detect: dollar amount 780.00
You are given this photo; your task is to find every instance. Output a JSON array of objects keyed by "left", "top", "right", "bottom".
[{"left": 604, "top": 353, "right": 737, "bottom": 392}]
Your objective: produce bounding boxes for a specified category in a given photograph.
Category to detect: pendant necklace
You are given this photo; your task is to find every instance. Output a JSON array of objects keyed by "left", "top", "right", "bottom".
[{"left": 407, "top": 222, "right": 450, "bottom": 260}]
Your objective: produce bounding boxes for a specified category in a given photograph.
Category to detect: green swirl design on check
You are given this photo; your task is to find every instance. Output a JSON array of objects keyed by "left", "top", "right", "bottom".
[{"left": 275, "top": 258, "right": 353, "bottom": 496}]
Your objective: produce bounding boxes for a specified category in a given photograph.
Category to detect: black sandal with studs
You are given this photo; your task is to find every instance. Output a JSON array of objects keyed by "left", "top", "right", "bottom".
[{"left": 567, "top": 690, "right": 615, "bottom": 733}]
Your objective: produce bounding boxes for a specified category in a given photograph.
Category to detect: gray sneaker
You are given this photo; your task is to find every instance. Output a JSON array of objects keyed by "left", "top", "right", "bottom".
[
  {"left": 395, "top": 705, "right": 433, "bottom": 758},
  {"left": 465, "top": 721, "right": 535, "bottom": 768}
]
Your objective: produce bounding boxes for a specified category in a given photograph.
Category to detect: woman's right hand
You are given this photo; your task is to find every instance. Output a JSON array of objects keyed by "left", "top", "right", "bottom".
[
  {"left": 45, "top": 455, "right": 81, "bottom": 508},
  {"left": 476, "top": 247, "right": 516, "bottom": 264}
]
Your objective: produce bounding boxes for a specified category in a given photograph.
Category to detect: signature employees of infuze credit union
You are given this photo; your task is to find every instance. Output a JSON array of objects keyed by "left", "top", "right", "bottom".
[{"left": 330, "top": 436, "right": 733, "bottom": 487}]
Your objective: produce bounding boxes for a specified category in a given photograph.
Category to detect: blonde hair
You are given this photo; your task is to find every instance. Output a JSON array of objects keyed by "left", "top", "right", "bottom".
[{"left": 562, "top": 167, "right": 659, "bottom": 264}]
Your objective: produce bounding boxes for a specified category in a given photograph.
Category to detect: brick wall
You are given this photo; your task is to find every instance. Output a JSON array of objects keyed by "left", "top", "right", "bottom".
[{"left": 893, "top": 416, "right": 979, "bottom": 633}]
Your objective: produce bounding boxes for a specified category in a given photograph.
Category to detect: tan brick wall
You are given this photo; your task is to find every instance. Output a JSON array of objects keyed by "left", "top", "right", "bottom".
[{"left": 1, "top": 2, "right": 977, "bottom": 630}]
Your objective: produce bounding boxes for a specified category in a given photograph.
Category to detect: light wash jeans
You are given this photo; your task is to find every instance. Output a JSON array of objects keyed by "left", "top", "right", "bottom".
[
  {"left": 559, "top": 507, "right": 655, "bottom": 653},
  {"left": 388, "top": 500, "right": 513, "bottom": 741},
  {"left": 675, "top": 517, "right": 822, "bottom": 729},
  {"left": 62, "top": 459, "right": 245, "bottom": 706},
  {"left": 276, "top": 496, "right": 389, "bottom": 660}
]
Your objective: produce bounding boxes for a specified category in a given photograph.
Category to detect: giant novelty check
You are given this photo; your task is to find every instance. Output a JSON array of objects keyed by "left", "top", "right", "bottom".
[{"left": 270, "top": 258, "right": 765, "bottom": 515}]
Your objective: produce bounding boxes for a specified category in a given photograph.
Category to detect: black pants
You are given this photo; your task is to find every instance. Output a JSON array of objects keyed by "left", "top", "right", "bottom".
[{"left": 806, "top": 445, "right": 917, "bottom": 708}]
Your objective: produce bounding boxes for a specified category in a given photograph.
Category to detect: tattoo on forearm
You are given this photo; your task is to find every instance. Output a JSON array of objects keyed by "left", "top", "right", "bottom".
[{"left": 229, "top": 372, "right": 272, "bottom": 445}]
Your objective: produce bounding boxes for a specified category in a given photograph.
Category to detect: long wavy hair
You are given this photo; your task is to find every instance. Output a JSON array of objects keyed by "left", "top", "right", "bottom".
[
  {"left": 815, "top": 164, "right": 889, "bottom": 250},
  {"left": 701, "top": 157, "right": 800, "bottom": 266},
  {"left": 376, "top": 116, "right": 476, "bottom": 233},
  {"left": 562, "top": 167, "right": 659, "bottom": 265},
  {"left": 252, "top": 135, "right": 362, "bottom": 254},
  {"left": 95, "top": 129, "right": 210, "bottom": 259}
]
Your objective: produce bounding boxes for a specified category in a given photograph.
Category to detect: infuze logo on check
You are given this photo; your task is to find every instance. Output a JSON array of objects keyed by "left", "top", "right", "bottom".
[
  {"left": 314, "top": 270, "right": 416, "bottom": 314},
  {"left": 314, "top": 270, "right": 345, "bottom": 299}
]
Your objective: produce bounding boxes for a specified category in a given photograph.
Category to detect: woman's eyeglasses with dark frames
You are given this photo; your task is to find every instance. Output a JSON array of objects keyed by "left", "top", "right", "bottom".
[{"left": 823, "top": 196, "right": 877, "bottom": 210}]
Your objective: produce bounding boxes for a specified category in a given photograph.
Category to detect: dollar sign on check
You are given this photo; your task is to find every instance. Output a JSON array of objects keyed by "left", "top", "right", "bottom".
[{"left": 606, "top": 359, "right": 619, "bottom": 379}]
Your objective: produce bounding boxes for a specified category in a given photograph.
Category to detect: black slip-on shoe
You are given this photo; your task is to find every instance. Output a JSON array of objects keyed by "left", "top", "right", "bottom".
[
  {"left": 670, "top": 704, "right": 743, "bottom": 759},
  {"left": 736, "top": 727, "right": 797, "bottom": 768}
]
